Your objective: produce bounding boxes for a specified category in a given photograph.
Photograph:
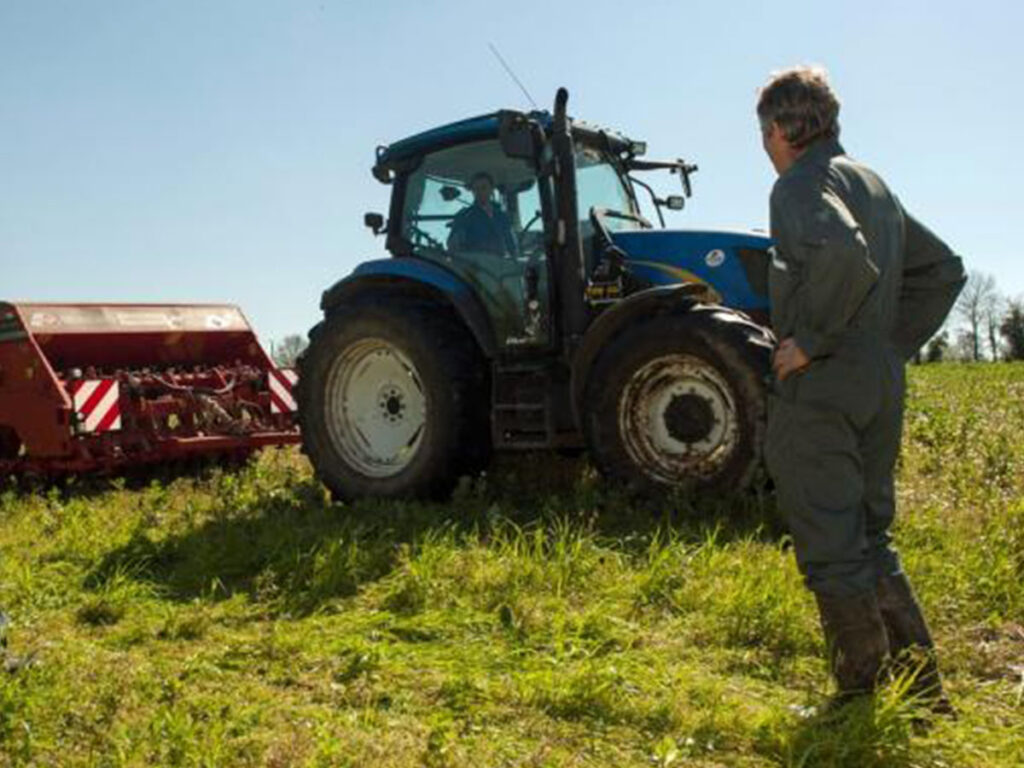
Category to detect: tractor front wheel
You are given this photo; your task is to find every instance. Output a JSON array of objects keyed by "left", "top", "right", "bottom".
[
  {"left": 297, "top": 300, "right": 489, "bottom": 501},
  {"left": 583, "top": 310, "right": 770, "bottom": 492}
]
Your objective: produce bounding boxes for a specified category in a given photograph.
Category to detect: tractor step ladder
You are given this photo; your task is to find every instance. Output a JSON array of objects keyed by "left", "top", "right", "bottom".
[{"left": 491, "top": 364, "right": 555, "bottom": 449}]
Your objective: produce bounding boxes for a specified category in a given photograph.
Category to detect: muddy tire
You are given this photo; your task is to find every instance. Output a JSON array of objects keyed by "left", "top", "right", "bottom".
[
  {"left": 297, "top": 299, "right": 490, "bottom": 501},
  {"left": 583, "top": 308, "right": 771, "bottom": 492}
]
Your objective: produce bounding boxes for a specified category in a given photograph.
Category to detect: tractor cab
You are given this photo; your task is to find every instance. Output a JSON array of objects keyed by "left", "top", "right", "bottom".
[
  {"left": 365, "top": 97, "right": 771, "bottom": 355},
  {"left": 300, "top": 90, "right": 774, "bottom": 500},
  {"left": 382, "top": 128, "right": 557, "bottom": 347}
]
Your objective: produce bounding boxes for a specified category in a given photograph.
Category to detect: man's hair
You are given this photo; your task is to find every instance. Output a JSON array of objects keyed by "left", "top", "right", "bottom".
[
  {"left": 469, "top": 171, "right": 495, "bottom": 187},
  {"left": 757, "top": 66, "right": 840, "bottom": 149}
]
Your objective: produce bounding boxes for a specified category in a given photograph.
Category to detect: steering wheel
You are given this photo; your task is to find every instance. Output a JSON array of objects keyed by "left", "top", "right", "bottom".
[
  {"left": 589, "top": 207, "right": 615, "bottom": 253},
  {"left": 409, "top": 223, "right": 445, "bottom": 251},
  {"left": 521, "top": 209, "right": 543, "bottom": 233}
]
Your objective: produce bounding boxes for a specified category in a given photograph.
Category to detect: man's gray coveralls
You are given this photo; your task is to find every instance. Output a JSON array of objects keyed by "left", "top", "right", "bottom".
[{"left": 765, "top": 137, "right": 965, "bottom": 599}]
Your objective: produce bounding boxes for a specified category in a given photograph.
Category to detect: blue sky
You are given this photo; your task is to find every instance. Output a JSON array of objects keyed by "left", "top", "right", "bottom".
[{"left": 2, "top": 0, "right": 1021, "bottom": 345}]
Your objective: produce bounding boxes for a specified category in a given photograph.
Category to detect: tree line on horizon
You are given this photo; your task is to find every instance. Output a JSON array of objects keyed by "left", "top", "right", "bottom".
[{"left": 919, "top": 269, "right": 1024, "bottom": 364}]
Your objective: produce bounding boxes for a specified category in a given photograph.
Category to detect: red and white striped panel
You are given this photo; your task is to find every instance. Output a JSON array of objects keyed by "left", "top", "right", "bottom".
[
  {"left": 269, "top": 368, "right": 298, "bottom": 414},
  {"left": 69, "top": 379, "right": 122, "bottom": 433}
]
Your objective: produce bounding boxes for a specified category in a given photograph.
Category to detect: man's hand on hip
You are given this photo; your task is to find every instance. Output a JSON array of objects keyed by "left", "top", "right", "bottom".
[{"left": 773, "top": 337, "right": 811, "bottom": 381}]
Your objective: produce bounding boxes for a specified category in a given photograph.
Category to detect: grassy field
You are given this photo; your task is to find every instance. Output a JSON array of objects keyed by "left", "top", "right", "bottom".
[{"left": 1, "top": 363, "right": 1022, "bottom": 767}]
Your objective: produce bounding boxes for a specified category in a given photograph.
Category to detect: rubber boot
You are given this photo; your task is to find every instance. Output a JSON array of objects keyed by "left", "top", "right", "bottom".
[
  {"left": 875, "top": 571, "right": 955, "bottom": 715},
  {"left": 814, "top": 590, "right": 890, "bottom": 705}
]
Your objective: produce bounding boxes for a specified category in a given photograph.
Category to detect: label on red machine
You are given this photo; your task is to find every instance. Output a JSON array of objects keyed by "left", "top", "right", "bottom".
[
  {"left": 269, "top": 369, "right": 298, "bottom": 414},
  {"left": 18, "top": 304, "right": 249, "bottom": 334},
  {"left": 69, "top": 379, "right": 122, "bottom": 432}
]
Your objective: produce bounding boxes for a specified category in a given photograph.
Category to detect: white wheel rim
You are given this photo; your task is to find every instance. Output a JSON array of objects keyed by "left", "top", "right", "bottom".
[
  {"left": 618, "top": 353, "right": 739, "bottom": 484},
  {"left": 325, "top": 338, "right": 426, "bottom": 478}
]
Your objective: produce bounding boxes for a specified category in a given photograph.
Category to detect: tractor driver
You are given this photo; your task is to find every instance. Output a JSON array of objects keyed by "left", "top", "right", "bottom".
[{"left": 447, "top": 171, "right": 519, "bottom": 257}]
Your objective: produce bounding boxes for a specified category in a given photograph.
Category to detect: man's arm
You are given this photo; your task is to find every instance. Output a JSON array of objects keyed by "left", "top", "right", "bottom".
[
  {"left": 773, "top": 184, "right": 880, "bottom": 360},
  {"left": 890, "top": 206, "right": 967, "bottom": 359},
  {"left": 499, "top": 210, "right": 520, "bottom": 258},
  {"left": 446, "top": 210, "right": 468, "bottom": 251}
]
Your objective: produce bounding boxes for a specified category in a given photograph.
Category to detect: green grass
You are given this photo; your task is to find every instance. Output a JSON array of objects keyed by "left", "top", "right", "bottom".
[{"left": 1, "top": 363, "right": 1022, "bottom": 766}]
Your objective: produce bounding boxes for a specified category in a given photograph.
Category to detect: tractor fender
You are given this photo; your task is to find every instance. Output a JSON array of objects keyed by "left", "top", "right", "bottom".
[
  {"left": 319, "top": 258, "right": 498, "bottom": 358},
  {"left": 570, "top": 283, "right": 724, "bottom": 418}
]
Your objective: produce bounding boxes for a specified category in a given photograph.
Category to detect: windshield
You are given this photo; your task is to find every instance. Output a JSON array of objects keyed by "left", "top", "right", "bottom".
[
  {"left": 574, "top": 146, "right": 643, "bottom": 232},
  {"left": 397, "top": 139, "right": 554, "bottom": 347},
  {"left": 400, "top": 139, "right": 544, "bottom": 257}
]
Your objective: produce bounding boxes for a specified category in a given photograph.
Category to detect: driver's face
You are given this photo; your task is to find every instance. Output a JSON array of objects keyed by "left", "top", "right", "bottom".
[{"left": 471, "top": 178, "right": 493, "bottom": 205}]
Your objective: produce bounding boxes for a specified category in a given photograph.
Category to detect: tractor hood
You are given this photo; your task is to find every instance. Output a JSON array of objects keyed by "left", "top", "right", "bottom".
[{"left": 611, "top": 228, "right": 773, "bottom": 317}]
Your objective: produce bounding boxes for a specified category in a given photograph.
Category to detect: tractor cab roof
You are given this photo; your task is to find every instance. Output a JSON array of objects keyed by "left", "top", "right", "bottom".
[{"left": 373, "top": 109, "right": 637, "bottom": 181}]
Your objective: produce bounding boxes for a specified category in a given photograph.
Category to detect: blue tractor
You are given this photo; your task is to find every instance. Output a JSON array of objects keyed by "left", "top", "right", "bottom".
[{"left": 298, "top": 89, "right": 775, "bottom": 499}]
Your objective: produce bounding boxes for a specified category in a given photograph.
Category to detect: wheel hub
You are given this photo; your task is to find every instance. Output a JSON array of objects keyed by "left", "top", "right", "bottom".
[
  {"left": 617, "top": 353, "right": 740, "bottom": 484},
  {"left": 663, "top": 392, "right": 715, "bottom": 444},
  {"left": 379, "top": 386, "right": 406, "bottom": 422}
]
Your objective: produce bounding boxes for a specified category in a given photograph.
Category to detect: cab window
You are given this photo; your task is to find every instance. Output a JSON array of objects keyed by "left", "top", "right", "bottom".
[
  {"left": 401, "top": 140, "right": 542, "bottom": 262},
  {"left": 575, "top": 147, "right": 642, "bottom": 232},
  {"left": 399, "top": 139, "right": 551, "bottom": 347}
]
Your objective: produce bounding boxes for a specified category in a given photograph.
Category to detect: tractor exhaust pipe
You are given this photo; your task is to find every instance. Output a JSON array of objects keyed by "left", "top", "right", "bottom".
[{"left": 550, "top": 88, "right": 588, "bottom": 353}]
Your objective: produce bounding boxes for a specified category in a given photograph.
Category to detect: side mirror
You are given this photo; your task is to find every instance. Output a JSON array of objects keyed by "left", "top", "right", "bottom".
[
  {"left": 677, "top": 159, "right": 697, "bottom": 198},
  {"left": 439, "top": 185, "right": 462, "bottom": 202},
  {"left": 364, "top": 212, "right": 385, "bottom": 235},
  {"left": 664, "top": 195, "right": 685, "bottom": 211},
  {"left": 498, "top": 110, "right": 541, "bottom": 161}
]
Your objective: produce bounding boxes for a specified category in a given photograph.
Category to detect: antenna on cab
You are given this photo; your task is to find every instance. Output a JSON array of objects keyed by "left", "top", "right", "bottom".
[{"left": 487, "top": 43, "right": 538, "bottom": 110}]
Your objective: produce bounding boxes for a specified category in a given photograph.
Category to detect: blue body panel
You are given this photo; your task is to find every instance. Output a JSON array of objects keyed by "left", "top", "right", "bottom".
[
  {"left": 336, "top": 229, "right": 770, "bottom": 360},
  {"left": 341, "top": 228, "right": 771, "bottom": 332},
  {"left": 377, "top": 110, "right": 631, "bottom": 168},
  {"left": 349, "top": 257, "right": 469, "bottom": 294},
  {"left": 331, "top": 258, "right": 498, "bottom": 355},
  {"left": 612, "top": 229, "right": 772, "bottom": 313},
  {"left": 380, "top": 114, "right": 508, "bottom": 166}
]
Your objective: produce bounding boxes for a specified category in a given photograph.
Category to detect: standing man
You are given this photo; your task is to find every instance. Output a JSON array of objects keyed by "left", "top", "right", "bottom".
[{"left": 757, "top": 67, "right": 965, "bottom": 709}]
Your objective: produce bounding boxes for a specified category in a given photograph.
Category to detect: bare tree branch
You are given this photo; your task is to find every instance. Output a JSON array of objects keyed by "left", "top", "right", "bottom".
[
  {"left": 955, "top": 270, "right": 997, "bottom": 361},
  {"left": 272, "top": 334, "right": 308, "bottom": 368}
]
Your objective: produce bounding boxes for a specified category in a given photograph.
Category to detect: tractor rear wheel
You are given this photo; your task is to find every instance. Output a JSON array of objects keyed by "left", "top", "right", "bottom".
[
  {"left": 297, "top": 299, "right": 489, "bottom": 501},
  {"left": 583, "top": 309, "right": 771, "bottom": 492}
]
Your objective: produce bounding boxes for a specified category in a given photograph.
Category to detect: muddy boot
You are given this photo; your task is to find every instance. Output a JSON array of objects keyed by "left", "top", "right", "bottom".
[
  {"left": 875, "top": 571, "right": 955, "bottom": 716},
  {"left": 814, "top": 590, "right": 890, "bottom": 706}
]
